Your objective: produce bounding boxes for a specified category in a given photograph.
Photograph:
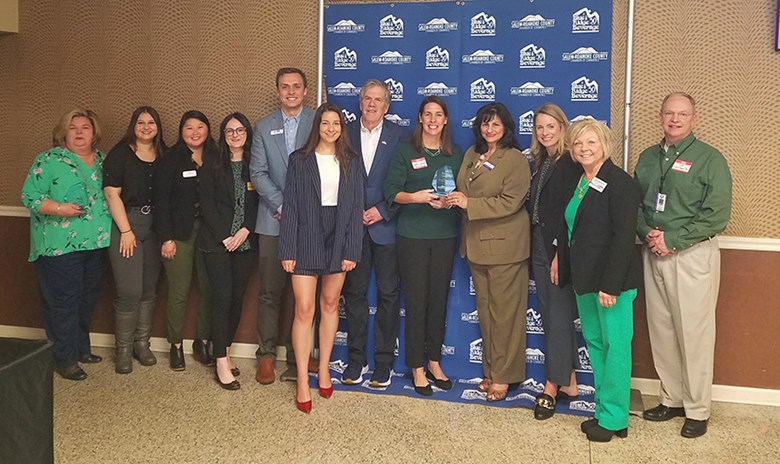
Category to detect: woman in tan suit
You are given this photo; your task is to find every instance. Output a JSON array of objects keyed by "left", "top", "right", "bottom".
[{"left": 447, "top": 103, "right": 531, "bottom": 401}]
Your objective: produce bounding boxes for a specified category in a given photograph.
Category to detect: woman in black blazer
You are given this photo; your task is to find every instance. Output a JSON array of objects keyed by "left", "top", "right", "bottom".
[
  {"left": 197, "top": 113, "right": 258, "bottom": 390},
  {"left": 153, "top": 110, "right": 215, "bottom": 371},
  {"left": 556, "top": 119, "right": 641, "bottom": 442},
  {"left": 279, "top": 103, "right": 363, "bottom": 413}
]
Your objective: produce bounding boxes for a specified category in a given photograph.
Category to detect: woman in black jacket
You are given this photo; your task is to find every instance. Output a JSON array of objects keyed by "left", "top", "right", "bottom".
[
  {"left": 153, "top": 110, "right": 215, "bottom": 371},
  {"left": 197, "top": 113, "right": 258, "bottom": 390}
]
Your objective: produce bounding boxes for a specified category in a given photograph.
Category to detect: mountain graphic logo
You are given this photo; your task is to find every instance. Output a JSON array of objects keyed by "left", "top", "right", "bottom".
[
  {"left": 572, "top": 7, "right": 600, "bottom": 33},
  {"left": 571, "top": 76, "right": 599, "bottom": 101},
  {"left": 512, "top": 14, "right": 555, "bottom": 30},
  {"left": 371, "top": 50, "right": 412, "bottom": 65},
  {"left": 469, "top": 338, "right": 483, "bottom": 363},
  {"left": 462, "top": 49, "right": 504, "bottom": 65},
  {"left": 562, "top": 47, "right": 609, "bottom": 62},
  {"left": 425, "top": 45, "right": 450, "bottom": 69},
  {"left": 334, "top": 46, "right": 357, "bottom": 69},
  {"left": 577, "top": 346, "right": 593, "bottom": 372},
  {"left": 526, "top": 348, "right": 545, "bottom": 364},
  {"left": 470, "top": 78, "right": 496, "bottom": 102},
  {"left": 380, "top": 14, "right": 404, "bottom": 38},
  {"left": 416, "top": 82, "right": 458, "bottom": 97},
  {"left": 384, "top": 78, "right": 404, "bottom": 101},
  {"left": 341, "top": 109, "right": 357, "bottom": 124},
  {"left": 520, "top": 43, "right": 546, "bottom": 68},
  {"left": 327, "top": 19, "right": 365, "bottom": 33},
  {"left": 518, "top": 110, "right": 535, "bottom": 134},
  {"left": 327, "top": 82, "right": 361, "bottom": 97},
  {"left": 385, "top": 114, "right": 411, "bottom": 127},
  {"left": 471, "top": 11, "right": 496, "bottom": 36},
  {"left": 526, "top": 308, "right": 544, "bottom": 333},
  {"left": 419, "top": 17, "right": 458, "bottom": 33}
]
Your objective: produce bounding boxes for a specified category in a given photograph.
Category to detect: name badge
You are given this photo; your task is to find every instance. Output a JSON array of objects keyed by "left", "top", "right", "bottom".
[
  {"left": 483, "top": 161, "right": 495, "bottom": 171},
  {"left": 671, "top": 160, "right": 692, "bottom": 173},
  {"left": 589, "top": 176, "right": 607, "bottom": 192},
  {"left": 411, "top": 157, "right": 428, "bottom": 170},
  {"left": 182, "top": 170, "right": 197, "bottom": 178},
  {"left": 655, "top": 193, "right": 667, "bottom": 212},
  {"left": 247, "top": 182, "right": 255, "bottom": 191},
  {"left": 270, "top": 129, "right": 284, "bottom": 136}
]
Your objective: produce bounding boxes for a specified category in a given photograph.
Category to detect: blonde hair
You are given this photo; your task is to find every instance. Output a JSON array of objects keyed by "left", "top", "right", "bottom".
[
  {"left": 567, "top": 118, "right": 612, "bottom": 163},
  {"left": 52, "top": 108, "right": 102, "bottom": 150},
  {"left": 530, "top": 103, "right": 569, "bottom": 166}
]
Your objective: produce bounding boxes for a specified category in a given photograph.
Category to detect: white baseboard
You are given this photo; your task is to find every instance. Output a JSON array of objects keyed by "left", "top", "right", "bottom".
[{"left": 3, "top": 324, "right": 777, "bottom": 407}]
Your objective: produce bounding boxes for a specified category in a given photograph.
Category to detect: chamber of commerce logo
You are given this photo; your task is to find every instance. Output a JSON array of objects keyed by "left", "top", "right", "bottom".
[
  {"left": 462, "top": 49, "right": 504, "bottom": 65},
  {"left": 469, "top": 276, "right": 476, "bottom": 295},
  {"left": 425, "top": 45, "right": 450, "bottom": 69},
  {"left": 518, "top": 110, "right": 535, "bottom": 134},
  {"left": 335, "top": 330, "right": 348, "bottom": 346},
  {"left": 461, "top": 116, "right": 476, "bottom": 128},
  {"left": 571, "top": 115, "right": 596, "bottom": 122},
  {"left": 327, "top": 82, "right": 361, "bottom": 98},
  {"left": 328, "top": 359, "right": 349, "bottom": 374},
  {"left": 327, "top": 19, "right": 366, "bottom": 33},
  {"left": 578, "top": 384, "right": 596, "bottom": 396},
  {"left": 572, "top": 7, "right": 600, "bottom": 33},
  {"left": 470, "top": 78, "right": 496, "bottom": 102},
  {"left": 460, "top": 309, "right": 479, "bottom": 324},
  {"left": 338, "top": 295, "right": 346, "bottom": 318},
  {"left": 371, "top": 50, "right": 412, "bottom": 65},
  {"left": 510, "top": 81, "right": 554, "bottom": 97},
  {"left": 521, "top": 378, "right": 545, "bottom": 393},
  {"left": 562, "top": 47, "right": 609, "bottom": 62},
  {"left": 526, "top": 348, "right": 545, "bottom": 364},
  {"left": 511, "top": 14, "right": 555, "bottom": 30},
  {"left": 384, "top": 78, "right": 404, "bottom": 102},
  {"left": 469, "top": 338, "right": 483, "bottom": 363},
  {"left": 341, "top": 109, "right": 357, "bottom": 124},
  {"left": 419, "top": 17, "right": 458, "bottom": 32},
  {"left": 334, "top": 46, "right": 357, "bottom": 70},
  {"left": 520, "top": 43, "right": 546, "bottom": 68},
  {"left": 461, "top": 389, "right": 485, "bottom": 401},
  {"left": 458, "top": 377, "right": 482, "bottom": 385},
  {"left": 512, "top": 392, "right": 538, "bottom": 402},
  {"left": 385, "top": 114, "right": 411, "bottom": 127},
  {"left": 379, "top": 14, "right": 404, "bottom": 38},
  {"left": 529, "top": 278, "right": 537, "bottom": 294},
  {"left": 417, "top": 82, "right": 458, "bottom": 97},
  {"left": 577, "top": 346, "right": 593, "bottom": 372},
  {"left": 526, "top": 308, "right": 544, "bottom": 334},
  {"left": 471, "top": 11, "right": 496, "bottom": 36},
  {"left": 570, "top": 400, "right": 597, "bottom": 412},
  {"left": 571, "top": 76, "right": 599, "bottom": 101},
  {"left": 441, "top": 345, "right": 455, "bottom": 356}
]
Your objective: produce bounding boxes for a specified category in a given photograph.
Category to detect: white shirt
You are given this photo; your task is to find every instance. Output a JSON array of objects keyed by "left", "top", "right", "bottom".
[
  {"left": 315, "top": 152, "right": 340, "bottom": 206},
  {"left": 360, "top": 120, "right": 383, "bottom": 175}
]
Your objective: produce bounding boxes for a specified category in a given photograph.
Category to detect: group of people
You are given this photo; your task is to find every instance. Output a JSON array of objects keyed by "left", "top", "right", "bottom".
[{"left": 22, "top": 63, "right": 731, "bottom": 441}]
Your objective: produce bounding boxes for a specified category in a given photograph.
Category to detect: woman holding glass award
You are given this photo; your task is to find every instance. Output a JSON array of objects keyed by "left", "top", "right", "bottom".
[
  {"left": 21, "top": 108, "right": 112, "bottom": 381},
  {"left": 446, "top": 103, "right": 531, "bottom": 401},
  {"left": 383, "top": 96, "right": 463, "bottom": 396}
]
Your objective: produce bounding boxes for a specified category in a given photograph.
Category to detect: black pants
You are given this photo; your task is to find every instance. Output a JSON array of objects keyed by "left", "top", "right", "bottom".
[
  {"left": 343, "top": 233, "right": 401, "bottom": 367},
  {"left": 396, "top": 235, "right": 456, "bottom": 368},
  {"left": 35, "top": 249, "right": 106, "bottom": 368},
  {"left": 204, "top": 250, "right": 254, "bottom": 358}
]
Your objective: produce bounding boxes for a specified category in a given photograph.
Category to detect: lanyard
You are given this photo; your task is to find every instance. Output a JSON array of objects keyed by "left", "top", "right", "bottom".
[{"left": 658, "top": 137, "right": 695, "bottom": 193}]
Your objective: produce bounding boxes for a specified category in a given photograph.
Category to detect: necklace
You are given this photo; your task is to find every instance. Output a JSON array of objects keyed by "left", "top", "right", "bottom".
[
  {"left": 576, "top": 174, "right": 590, "bottom": 199},
  {"left": 423, "top": 146, "right": 441, "bottom": 157}
]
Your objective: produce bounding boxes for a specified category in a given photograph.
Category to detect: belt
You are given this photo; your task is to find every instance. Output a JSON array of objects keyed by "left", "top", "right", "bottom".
[{"left": 128, "top": 205, "right": 154, "bottom": 215}]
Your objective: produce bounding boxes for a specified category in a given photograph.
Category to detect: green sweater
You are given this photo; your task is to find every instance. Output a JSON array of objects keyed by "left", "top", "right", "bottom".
[
  {"left": 383, "top": 141, "right": 463, "bottom": 239},
  {"left": 21, "top": 147, "right": 111, "bottom": 261},
  {"left": 634, "top": 133, "right": 732, "bottom": 251}
]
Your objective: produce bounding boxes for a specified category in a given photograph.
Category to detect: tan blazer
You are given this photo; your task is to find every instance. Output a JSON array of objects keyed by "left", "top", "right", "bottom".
[{"left": 456, "top": 146, "right": 531, "bottom": 265}]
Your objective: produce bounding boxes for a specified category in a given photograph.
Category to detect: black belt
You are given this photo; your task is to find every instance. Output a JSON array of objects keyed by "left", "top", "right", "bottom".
[{"left": 127, "top": 205, "right": 154, "bottom": 215}]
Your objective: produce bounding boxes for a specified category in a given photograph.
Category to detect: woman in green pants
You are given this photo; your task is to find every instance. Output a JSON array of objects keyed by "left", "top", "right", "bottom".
[{"left": 555, "top": 119, "right": 641, "bottom": 442}]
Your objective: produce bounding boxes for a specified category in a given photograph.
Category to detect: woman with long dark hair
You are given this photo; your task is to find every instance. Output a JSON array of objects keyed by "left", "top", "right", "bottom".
[
  {"left": 197, "top": 113, "right": 258, "bottom": 390},
  {"left": 104, "top": 106, "right": 167, "bottom": 374},
  {"left": 279, "top": 102, "right": 363, "bottom": 413},
  {"left": 383, "top": 96, "right": 464, "bottom": 396},
  {"left": 154, "top": 110, "right": 215, "bottom": 371}
]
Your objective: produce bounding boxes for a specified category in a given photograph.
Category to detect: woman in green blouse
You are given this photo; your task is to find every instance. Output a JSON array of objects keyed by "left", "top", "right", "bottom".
[
  {"left": 21, "top": 108, "right": 112, "bottom": 381},
  {"left": 383, "top": 96, "right": 463, "bottom": 396}
]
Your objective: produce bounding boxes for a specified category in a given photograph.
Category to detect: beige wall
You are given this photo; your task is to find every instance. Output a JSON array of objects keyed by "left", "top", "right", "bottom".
[{"left": 0, "top": 0, "right": 778, "bottom": 238}]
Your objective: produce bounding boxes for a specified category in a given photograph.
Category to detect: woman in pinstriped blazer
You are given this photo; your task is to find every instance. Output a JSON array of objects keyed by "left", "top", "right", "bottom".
[{"left": 279, "top": 102, "right": 363, "bottom": 413}]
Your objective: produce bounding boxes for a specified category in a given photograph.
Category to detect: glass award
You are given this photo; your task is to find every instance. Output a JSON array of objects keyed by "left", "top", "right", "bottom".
[{"left": 431, "top": 165, "right": 456, "bottom": 196}]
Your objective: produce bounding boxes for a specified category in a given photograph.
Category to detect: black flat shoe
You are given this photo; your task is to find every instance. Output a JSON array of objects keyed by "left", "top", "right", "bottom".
[
  {"left": 59, "top": 365, "right": 87, "bottom": 381},
  {"left": 413, "top": 383, "right": 433, "bottom": 396},
  {"left": 556, "top": 388, "right": 578, "bottom": 401},
  {"left": 534, "top": 393, "right": 556, "bottom": 420},
  {"left": 580, "top": 418, "right": 599, "bottom": 433},
  {"left": 586, "top": 424, "right": 628, "bottom": 442},
  {"left": 643, "top": 404, "right": 685, "bottom": 422},
  {"left": 169, "top": 344, "right": 185, "bottom": 371},
  {"left": 192, "top": 339, "right": 214, "bottom": 366},
  {"left": 79, "top": 353, "right": 102, "bottom": 364},
  {"left": 216, "top": 376, "right": 241, "bottom": 391},
  {"left": 681, "top": 418, "right": 708, "bottom": 438},
  {"left": 425, "top": 370, "right": 452, "bottom": 390},
  {"left": 231, "top": 367, "right": 241, "bottom": 377}
]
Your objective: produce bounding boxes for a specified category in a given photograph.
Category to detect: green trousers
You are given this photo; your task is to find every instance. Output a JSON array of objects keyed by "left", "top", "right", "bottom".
[
  {"left": 162, "top": 221, "right": 212, "bottom": 344},
  {"left": 576, "top": 289, "right": 636, "bottom": 431}
]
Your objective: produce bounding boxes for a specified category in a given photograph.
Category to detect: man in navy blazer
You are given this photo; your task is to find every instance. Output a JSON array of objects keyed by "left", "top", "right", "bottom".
[
  {"left": 249, "top": 67, "right": 315, "bottom": 384},
  {"left": 341, "top": 79, "right": 408, "bottom": 387}
]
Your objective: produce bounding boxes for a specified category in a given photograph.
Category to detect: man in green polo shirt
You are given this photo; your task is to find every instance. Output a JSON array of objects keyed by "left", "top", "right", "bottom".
[{"left": 634, "top": 93, "right": 732, "bottom": 438}]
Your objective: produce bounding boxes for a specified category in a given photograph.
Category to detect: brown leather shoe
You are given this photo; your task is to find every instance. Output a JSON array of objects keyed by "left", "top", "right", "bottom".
[{"left": 255, "top": 358, "right": 275, "bottom": 384}]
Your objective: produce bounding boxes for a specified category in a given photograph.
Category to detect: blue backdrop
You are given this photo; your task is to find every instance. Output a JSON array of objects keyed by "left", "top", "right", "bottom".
[{"left": 324, "top": 0, "right": 611, "bottom": 413}]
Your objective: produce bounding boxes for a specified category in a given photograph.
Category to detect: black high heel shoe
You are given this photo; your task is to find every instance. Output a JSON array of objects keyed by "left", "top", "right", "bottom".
[
  {"left": 585, "top": 424, "right": 628, "bottom": 442},
  {"left": 215, "top": 368, "right": 240, "bottom": 391},
  {"left": 425, "top": 370, "right": 452, "bottom": 390}
]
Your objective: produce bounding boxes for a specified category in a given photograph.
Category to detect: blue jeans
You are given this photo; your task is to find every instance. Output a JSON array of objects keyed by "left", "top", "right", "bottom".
[{"left": 35, "top": 249, "right": 107, "bottom": 368}]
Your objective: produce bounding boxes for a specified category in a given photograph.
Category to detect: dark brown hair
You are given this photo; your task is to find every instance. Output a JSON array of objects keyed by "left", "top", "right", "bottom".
[
  {"left": 410, "top": 96, "right": 453, "bottom": 156},
  {"left": 301, "top": 102, "right": 355, "bottom": 173}
]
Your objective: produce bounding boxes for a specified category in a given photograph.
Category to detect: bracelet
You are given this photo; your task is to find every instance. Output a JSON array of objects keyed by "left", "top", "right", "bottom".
[
  {"left": 56, "top": 203, "right": 61, "bottom": 215},
  {"left": 120, "top": 229, "right": 132, "bottom": 234}
]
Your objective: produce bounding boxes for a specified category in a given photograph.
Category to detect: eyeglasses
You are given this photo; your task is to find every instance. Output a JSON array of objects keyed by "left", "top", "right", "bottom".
[
  {"left": 661, "top": 111, "right": 693, "bottom": 119},
  {"left": 224, "top": 127, "right": 247, "bottom": 136}
]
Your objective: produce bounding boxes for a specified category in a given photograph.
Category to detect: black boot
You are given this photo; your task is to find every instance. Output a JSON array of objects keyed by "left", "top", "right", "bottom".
[
  {"left": 192, "top": 339, "right": 214, "bottom": 366},
  {"left": 114, "top": 309, "right": 137, "bottom": 374},
  {"left": 170, "top": 343, "right": 185, "bottom": 371},
  {"left": 133, "top": 301, "right": 157, "bottom": 366}
]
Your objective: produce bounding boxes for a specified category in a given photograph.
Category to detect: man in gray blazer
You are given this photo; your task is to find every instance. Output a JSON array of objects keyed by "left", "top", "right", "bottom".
[
  {"left": 249, "top": 67, "right": 315, "bottom": 384},
  {"left": 342, "top": 80, "right": 408, "bottom": 387}
]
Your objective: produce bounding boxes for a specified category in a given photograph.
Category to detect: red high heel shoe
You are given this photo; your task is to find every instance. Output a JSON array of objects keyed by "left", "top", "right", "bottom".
[
  {"left": 295, "top": 393, "right": 312, "bottom": 414},
  {"left": 318, "top": 384, "right": 334, "bottom": 399}
]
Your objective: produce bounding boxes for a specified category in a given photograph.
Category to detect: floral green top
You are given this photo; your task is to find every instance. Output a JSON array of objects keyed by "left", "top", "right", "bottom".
[{"left": 21, "top": 147, "right": 111, "bottom": 261}]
